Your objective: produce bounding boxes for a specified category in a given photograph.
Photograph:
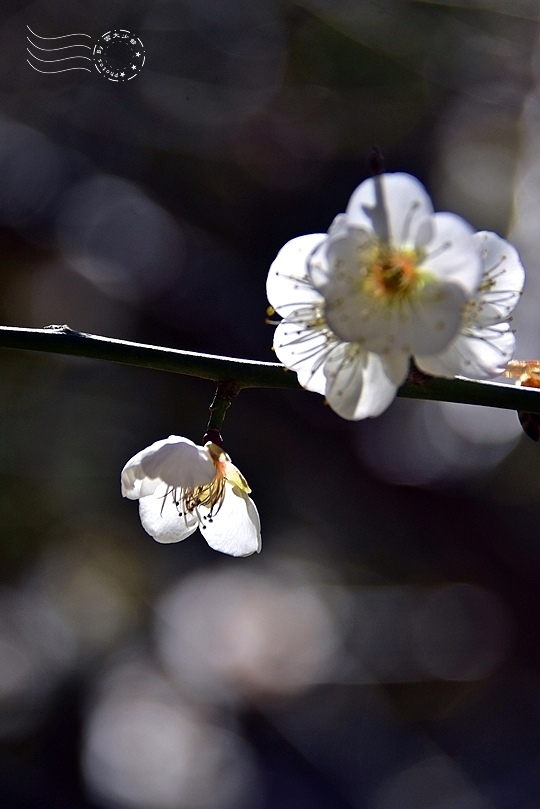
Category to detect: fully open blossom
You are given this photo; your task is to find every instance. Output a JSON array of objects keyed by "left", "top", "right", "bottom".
[
  {"left": 267, "top": 173, "right": 514, "bottom": 419},
  {"left": 415, "top": 231, "right": 525, "bottom": 379},
  {"left": 121, "top": 436, "right": 261, "bottom": 557}
]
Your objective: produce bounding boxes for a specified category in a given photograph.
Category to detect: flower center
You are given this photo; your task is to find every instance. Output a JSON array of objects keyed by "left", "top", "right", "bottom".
[
  {"left": 181, "top": 442, "right": 227, "bottom": 517},
  {"left": 177, "top": 443, "right": 251, "bottom": 522},
  {"left": 363, "top": 245, "right": 423, "bottom": 301}
]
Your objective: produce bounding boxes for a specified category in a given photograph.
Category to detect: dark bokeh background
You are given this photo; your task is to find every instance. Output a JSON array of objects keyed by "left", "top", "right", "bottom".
[{"left": 1, "top": 1, "right": 540, "bottom": 807}]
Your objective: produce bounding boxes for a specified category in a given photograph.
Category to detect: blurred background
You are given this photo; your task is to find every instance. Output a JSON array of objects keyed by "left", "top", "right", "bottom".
[{"left": 0, "top": 0, "right": 540, "bottom": 807}]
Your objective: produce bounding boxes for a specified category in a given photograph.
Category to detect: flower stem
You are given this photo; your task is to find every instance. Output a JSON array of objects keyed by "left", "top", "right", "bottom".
[
  {"left": 0, "top": 325, "right": 540, "bottom": 414},
  {"left": 203, "top": 381, "right": 239, "bottom": 446}
]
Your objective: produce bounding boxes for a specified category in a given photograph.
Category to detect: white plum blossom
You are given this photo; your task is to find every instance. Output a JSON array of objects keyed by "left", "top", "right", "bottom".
[
  {"left": 415, "top": 231, "right": 525, "bottom": 379},
  {"left": 267, "top": 172, "right": 522, "bottom": 420},
  {"left": 121, "top": 436, "right": 261, "bottom": 557}
]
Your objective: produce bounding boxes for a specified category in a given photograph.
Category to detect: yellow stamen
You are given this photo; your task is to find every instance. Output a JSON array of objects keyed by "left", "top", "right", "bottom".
[
  {"left": 363, "top": 245, "right": 423, "bottom": 301},
  {"left": 180, "top": 442, "right": 250, "bottom": 519}
]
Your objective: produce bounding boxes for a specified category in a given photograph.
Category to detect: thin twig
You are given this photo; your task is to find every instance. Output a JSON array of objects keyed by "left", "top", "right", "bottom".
[{"left": 0, "top": 325, "right": 539, "bottom": 413}]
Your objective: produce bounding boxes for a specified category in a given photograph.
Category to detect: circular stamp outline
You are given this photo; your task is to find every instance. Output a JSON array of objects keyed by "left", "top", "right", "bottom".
[{"left": 93, "top": 29, "right": 145, "bottom": 82}]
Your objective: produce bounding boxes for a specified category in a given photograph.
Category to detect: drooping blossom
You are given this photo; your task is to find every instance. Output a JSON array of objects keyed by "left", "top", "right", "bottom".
[
  {"left": 267, "top": 173, "right": 522, "bottom": 419},
  {"left": 121, "top": 436, "right": 261, "bottom": 557}
]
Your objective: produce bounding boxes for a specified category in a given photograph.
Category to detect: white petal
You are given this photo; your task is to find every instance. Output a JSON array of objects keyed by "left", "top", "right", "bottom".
[
  {"left": 399, "top": 281, "right": 468, "bottom": 355},
  {"left": 381, "top": 351, "right": 412, "bottom": 386},
  {"left": 416, "top": 324, "right": 516, "bottom": 379},
  {"left": 324, "top": 345, "right": 406, "bottom": 420},
  {"left": 345, "top": 173, "right": 434, "bottom": 247},
  {"left": 273, "top": 317, "right": 332, "bottom": 395},
  {"left": 122, "top": 475, "right": 163, "bottom": 501},
  {"left": 121, "top": 443, "right": 168, "bottom": 499},
  {"left": 200, "top": 484, "right": 261, "bottom": 557},
  {"left": 136, "top": 436, "right": 216, "bottom": 490},
  {"left": 138, "top": 482, "right": 198, "bottom": 544},
  {"left": 266, "top": 234, "right": 326, "bottom": 316},
  {"left": 415, "top": 233, "right": 523, "bottom": 380},
  {"left": 308, "top": 220, "right": 374, "bottom": 294},
  {"left": 420, "top": 213, "right": 481, "bottom": 294},
  {"left": 472, "top": 231, "right": 525, "bottom": 322},
  {"left": 324, "top": 276, "right": 466, "bottom": 356},
  {"left": 311, "top": 229, "right": 385, "bottom": 343}
]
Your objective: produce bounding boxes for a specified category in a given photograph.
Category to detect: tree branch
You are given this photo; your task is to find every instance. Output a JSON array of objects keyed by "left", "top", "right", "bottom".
[{"left": 0, "top": 325, "right": 539, "bottom": 414}]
